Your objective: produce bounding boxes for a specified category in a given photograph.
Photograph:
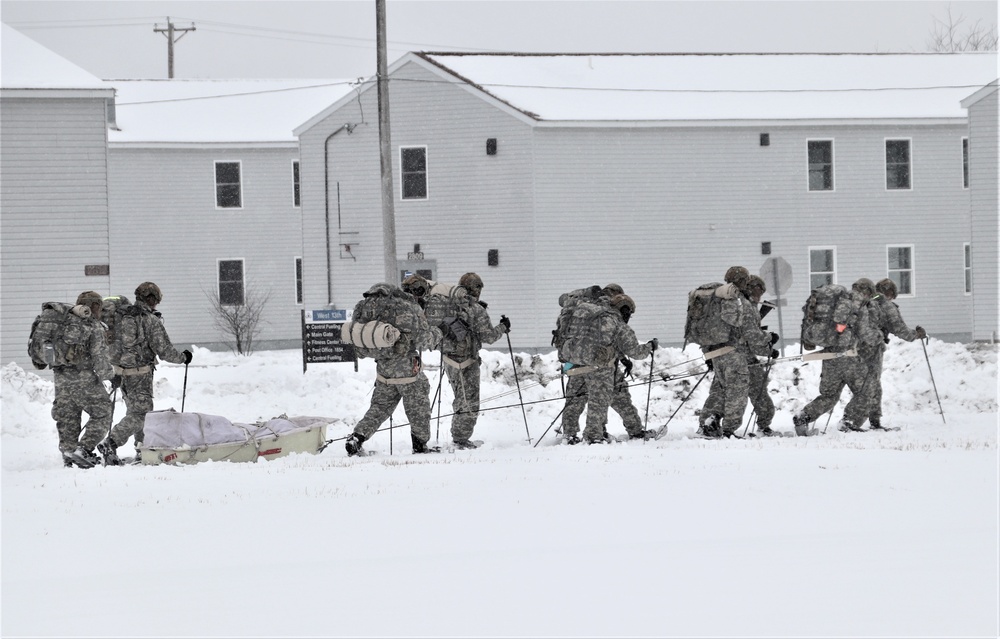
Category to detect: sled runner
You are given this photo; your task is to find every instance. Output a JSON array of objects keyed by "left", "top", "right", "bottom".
[{"left": 138, "top": 409, "right": 333, "bottom": 465}]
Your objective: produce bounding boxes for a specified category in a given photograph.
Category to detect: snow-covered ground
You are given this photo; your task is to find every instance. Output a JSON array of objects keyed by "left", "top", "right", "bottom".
[{"left": 2, "top": 338, "right": 997, "bottom": 637}]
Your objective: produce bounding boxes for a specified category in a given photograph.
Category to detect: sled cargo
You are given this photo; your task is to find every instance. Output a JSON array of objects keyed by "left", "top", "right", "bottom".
[{"left": 138, "top": 409, "right": 332, "bottom": 465}]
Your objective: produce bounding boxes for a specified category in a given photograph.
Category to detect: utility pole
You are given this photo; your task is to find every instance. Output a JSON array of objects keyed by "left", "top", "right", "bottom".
[
  {"left": 153, "top": 16, "right": 195, "bottom": 79},
  {"left": 375, "top": 0, "right": 398, "bottom": 285}
]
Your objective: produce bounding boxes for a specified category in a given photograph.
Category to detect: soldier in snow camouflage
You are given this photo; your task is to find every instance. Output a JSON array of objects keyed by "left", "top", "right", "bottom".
[
  {"left": 701, "top": 273, "right": 777, "bottom": 436},
  {"left": 100, "top": 282, "right": 191, "bottom": 465},
  {"left": 793, "top": 278, "right": 885, "bottom": 435},
  {"left": 560, "top": 290, "right": 656, "bottom": 445},
  {"left": 422, "top": 273, "right": 509, "bottom": 448},
  {"left": 868, "top": 278, "right": 927, "bottom": 429},
  {"left": 345, "top": 282, "right": 443, "bottom": 456},
  {"left": 53, "top": 291, "right": 116, "bottom": 468}
]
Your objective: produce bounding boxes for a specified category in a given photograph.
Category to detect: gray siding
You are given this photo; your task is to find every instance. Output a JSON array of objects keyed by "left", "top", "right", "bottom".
[
  {"left": 299, "top": 61, "right": 536, "bottom": 346},
  {"left": 968, "top": 90, "right": 999, "bottom": 342},
  {"left": 1, "top": 97, "right": 110, "bottom": 370},
  {"left": 107, "top": 148, "right": 305, "bottom": 351},
  {"left": 532, "top": 123, "right": 975, "bottom": 348}
]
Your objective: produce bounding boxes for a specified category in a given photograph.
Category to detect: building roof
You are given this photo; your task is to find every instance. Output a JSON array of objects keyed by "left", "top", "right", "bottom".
[
  {"left": 413, "top": 52, "right": 999, "bottom": 123},
  {"left": 1, "top": 23, "right": 110, "bottom": 92},
  {"left": 107, "top": 79, "right": 357, "bottom": 146}
]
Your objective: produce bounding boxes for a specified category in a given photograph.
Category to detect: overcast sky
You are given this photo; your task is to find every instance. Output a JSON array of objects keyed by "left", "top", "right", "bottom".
[{"left": 2, "top": 1, "right": 997, "bottom": 80}]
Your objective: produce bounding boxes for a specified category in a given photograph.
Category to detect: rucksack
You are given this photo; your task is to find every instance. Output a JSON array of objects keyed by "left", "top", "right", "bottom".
[
  {"left": 111, "top": 303, "right": 152, "bottom": 368},
  {"left": 100, "top": 295, "right": 131, "bottom": 351},
  {"left": 346, "top": 286, "right": 414, "bottom": 359},
  {"left": 27, "top": 302, "right": 91, "bottom": 370},
  {"left": 555, "top": 296, "right": 617, "bottom": 366},
  {"left": 423, "top": 285, "right": 471, "bottom": 346},
  {"left": 552, "top": 286, "right": 606, "bottom": 350},
  {"left": 800, "top": 284, "right": 858, "bottom": 351},
  {"left": 684, "top": 282, "right": 738, "bottom": 347}
]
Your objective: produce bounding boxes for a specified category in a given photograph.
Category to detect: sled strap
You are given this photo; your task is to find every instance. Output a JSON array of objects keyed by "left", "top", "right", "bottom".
[
  {"left": 443, "top": 355, "right": 477, "bottom": 370},
  {"left": 702, "top": 346, "right": 736, "bottom": 361},
  {"left": 565, "top": 363, "right": 608, "bottom": 376}
]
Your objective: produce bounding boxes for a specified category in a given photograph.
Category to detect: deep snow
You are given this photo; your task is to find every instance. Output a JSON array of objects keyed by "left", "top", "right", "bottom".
[{"left": 2, "top": 338, "right": 997, "bottom": 637}]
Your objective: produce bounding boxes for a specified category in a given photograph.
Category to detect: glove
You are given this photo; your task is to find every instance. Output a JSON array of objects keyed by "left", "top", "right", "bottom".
[
  {"left": 915, "top": 326, "right": 927, "bottom": 339},
  {"left": 835, "top": 323, "right": 847, "bottom": 334},
  {"left": 621, "top": 358, "right": 633, "bottom": 377},
  {"left": 770, "top": 332, "right": 780, "bottom": 345},
  {"left": 499, "top": 315, "right": 511, "bottom": 333},
  {"left": 770, "top": 349, "right": 780, "bottom": 360},
  {"left": 183, "top": 350, "right": 193, "bottom": 364},
  {"left": 110, "top": 374, "right": 122, "bottom": 390},
  {"left": 648, "top": 338, "right": 659, "bottom": 351},
  {"left": 706, "top": 357, "right": 714, "bottom": 371},
  {"left": 438, "top": 323, "right": 456, "bottom": 341}
]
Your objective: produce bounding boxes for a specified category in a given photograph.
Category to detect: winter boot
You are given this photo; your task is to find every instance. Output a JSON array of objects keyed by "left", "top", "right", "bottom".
[
  {"left": 129, "top": 450, "right": 143, "bottom": 465},
  {"left": 452, "top": 439, "right": 481, "bottom": 450},
  {"left": 344, "top": 433, "right": 365, "bottom": 457},
  {"left": 562, "top": 434, "right": 581, "bottom": 445},
  {"left": 98, "top": 437, "right": 121, "bottom": 466},
  {"left": 838, "top": 419, "right": 864, "bottom": 433},
  {"left": 869, "top": 416, "right": 885, "bottom": 430},
  {"left": 63, "top": 447, "right": 96, "bottom": 469},
  {"left": 412, "top": 436, "right": 439, "bottom": 454},
  {"left": 793, "top": 413, "right": 814, "bottom": 437},
  {"left": 629, "top": 429, "right": 656, "bottom": 441},
  {"left": 756, "top": 424, "right": 777, "bottom": 437},
  {"left": 700, "top": 414, "right": 723, "bottom": 438}
]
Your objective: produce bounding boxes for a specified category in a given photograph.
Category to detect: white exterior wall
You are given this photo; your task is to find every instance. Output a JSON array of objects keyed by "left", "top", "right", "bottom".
[
  {"left": 1, "top": 97, "right": 111, "bottom": 370},
  {"left": 967, "top": 89, "right": 999, "bottom": 342},
  {"left": 298, "top": 62, "right": 537, "bottom": 348},
  {"left": 107, "top": 147, "right": 305, "bottom": 351}
]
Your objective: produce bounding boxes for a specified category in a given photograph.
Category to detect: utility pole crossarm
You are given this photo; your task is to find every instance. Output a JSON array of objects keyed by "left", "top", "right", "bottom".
[{"left": 153, "top": 16, "right": 196, "bottom": 79}]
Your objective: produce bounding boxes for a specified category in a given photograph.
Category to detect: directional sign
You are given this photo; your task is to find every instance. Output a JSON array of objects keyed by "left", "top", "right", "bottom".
[{"left": 302, "top": 309, "right": 356, "bottom": 372}]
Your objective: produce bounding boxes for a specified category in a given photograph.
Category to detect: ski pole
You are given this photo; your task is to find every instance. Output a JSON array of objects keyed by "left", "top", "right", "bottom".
[
  {"left": 181, "top": 362, "right": 189, "bottom": 412},
  {"left": 503, "top": 317, "right": 532, "bottom": 444},
  {"left": 655, "top": 369, "right": 710, "bottom": 439},
  {"left": 742, "top": 356, "right": 775, "bottom": 437},
  {"left": 432, "top": 353, "right": 444, "bottom": 444},
  {"left": 533, "top": 404, "right": 567, "bottom": 448},
  {"left": 921, "top": 338, "right": 946, "bottom": 425},
  {"left": 644, "top": 347, "right": 655, "bottom": 429},
  {"left": 389, "top": 414, "right": 393, "bottom": 455}
]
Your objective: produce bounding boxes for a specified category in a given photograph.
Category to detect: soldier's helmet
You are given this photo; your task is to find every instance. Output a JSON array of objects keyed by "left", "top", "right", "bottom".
[
  {"left": 401, "top": 274, "right": 429, "bottom": 298},
  {"left": 748, "top": 275, "right": 766, "bottom": 296},
  {"left": 76, "top": 291, "right": 103, "bottom": 307},
  {"left": 852, "top": 278, "right": 876, "bottom": 298},
  {"left": 459, "top": 272, "right": 484, "bottom": 297},
  {"left": 134, "top": 282, "right": 163, "bottom": 304},
  {"left": 603, "top": 283, "right": 625, "bottom": 297},
  {"left": 724, "top": 266, "right": 751, "bottom": 291},
  {"left": 876, "top": 278, "right": 897, "bottom": 299},
  {"left": 610, "top": 294, "right": 636, "bottom": 321}
]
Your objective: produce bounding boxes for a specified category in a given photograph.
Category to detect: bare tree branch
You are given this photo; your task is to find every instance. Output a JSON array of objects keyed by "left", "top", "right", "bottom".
[
  {"left": 928, "top": 6, "right": 998, "bottom": 51},
  {"left": 205, "top": 284, "right": 271, "bottom": 355}
]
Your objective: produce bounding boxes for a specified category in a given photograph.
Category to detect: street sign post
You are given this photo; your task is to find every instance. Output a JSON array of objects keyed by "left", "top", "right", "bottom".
[{"left": 760, "top": 256, "right": 793, "bottom": 354}]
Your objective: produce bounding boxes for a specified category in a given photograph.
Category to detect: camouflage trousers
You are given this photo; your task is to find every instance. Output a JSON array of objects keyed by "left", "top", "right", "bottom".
[
  {"left": 867, "top": 347, "right": 886, "bottom": 423},
  {"left": 109, "top": 371, "right": 154, "bottom": 447},
  {"left": 443, "top": 360, "right": 482, "bottom": 442},
  {"left": 801, "top": 355, "right": 879, "bottom": 427},
  {"left": 559, "top": 366, "right": 616, "bottom": 442},
  {"left": 561, "top": 369, "right": 644, "bottom": 438},
  {"left": 699, "top": 349, "right": 749, "bottom": 434},
  {"left": 702, "top": 357, "right": 774, "bottom": 431},
  {"left": 354, "top": 374, "right": 431, "bottom": 445},
  {"left": 52, "top": 368, "right": 113, "bottom": 453}
]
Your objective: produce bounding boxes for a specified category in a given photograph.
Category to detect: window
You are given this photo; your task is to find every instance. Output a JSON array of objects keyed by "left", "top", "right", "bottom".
[
  {"left": 885, "top": 139, "right": 911, "bottom": 190},
  {"left": 215, "top": 161, "right": 242, "bottom": 208},
  {"left": 809, "top": 247, "right": 836, "bottom": 289},
  {"left": 400, "top": 146, "right": 427, "bottom": 200},
  {"left": 887, "top": 245, "right": 914, "bottom": 296},
  {"left": 807, "top": 140, "right": 833, "bottom": 191},
  {"left": 964, "top": 243, "right": 972, "bottom": 294},
  {"left": 295, "top": 257, "right": 303, "bottom": 304},
  {"left": 962, "top": 138, "right": 969, "bottom": 189},
  {"left": 292, "top": 160, "right": 301, "bottom": 207},
  {"left": 218, "top": 259, "right": 245, "bottom": 305}
]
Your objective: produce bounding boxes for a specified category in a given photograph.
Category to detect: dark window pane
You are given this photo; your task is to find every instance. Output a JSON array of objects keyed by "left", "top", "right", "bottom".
[
  {"left": 808, "top": 141, "right": 831, "bottom": 163},
  {"left": 888, "top": 247, "right": 911, "bottom": 270},
  {"left": 220, "top": 282, "right": 244, "bottom": 306},
  {"left": 216, "top": 162, "right": 240, "bottom": 183},
  {"left": 217, "top": 185, "right": 241, "bottom": 208},
  {"left": 810, "top": 250, "right": 833, "bottom": 272},
  {"left": 402, "top": 173, "right": 426, "bottom": 199},
  {"left": 295, "top": 258, "right": 303, "bottom": 304},
  {"left": 220, "top": 260, "right": 243, "bottom": 280},
  {"left": 401, "top": 148, "right": 425, "bottom": 172},
  {"left": 810, "top": 273, "right": 833, "bottom": 289}
]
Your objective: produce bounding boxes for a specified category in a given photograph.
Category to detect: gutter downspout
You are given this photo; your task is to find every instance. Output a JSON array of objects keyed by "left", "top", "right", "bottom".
[{"left": 323, "top": 125, "right": 347, "bottom": 305}]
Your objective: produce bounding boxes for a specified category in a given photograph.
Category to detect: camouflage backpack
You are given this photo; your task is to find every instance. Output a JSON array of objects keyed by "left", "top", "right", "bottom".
[
  {"left": 683, "top": 282, "right": 737, "bottom": 347},
  {"left": 344, "top": 285, "right": 412, "bottom": 359},
  {"left": 555, "top": 294, "right": 617, "bottom": 367},
  {"left": 800, "top": 284, "right": 857, "bottom": 351},
  {"left": 552, "top": 286, "right": 606, "bottom": 350},
  {"left": 27, "top": 302, "right": 91, "bottom": 370},
  {"left": 423, "top": 285, "right": 471, "bottom": 348},
  {"left": 111, "top": 302, "right": 152, "bottom": 368}
]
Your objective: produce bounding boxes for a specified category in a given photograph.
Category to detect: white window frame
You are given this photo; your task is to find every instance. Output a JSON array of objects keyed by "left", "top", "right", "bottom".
[
  {"left": 962, "top": 137, "right": 969, "bottom": 190},
  {"left": 886, "top": 244, "right": 915, "bottom": 297},
  {"left": 399, "top": 145, "right": 428, "bottom": 201},
  {"left": 808, "top": 246, "right": 837, "bottom": 290},
  {"left": 292, "top": 159, "right": 301, "bottom": 207},
  {"left": 294, "top": 256, "right": 303, "bottom": 305},
  {"left": 217, "top": 258, "right": 246, "bottom": 306},
  {"left": 964, "top": 243, "right": 972, "bottom": 295},
  {"left": 214, "top": 160, "right": 243, "bottom": 209},
  {"left": 806, "top": 139, "right": 835, "bottom": 192},
  {"left": 884, "top": 138, "right": 912, "bottom": 191}
]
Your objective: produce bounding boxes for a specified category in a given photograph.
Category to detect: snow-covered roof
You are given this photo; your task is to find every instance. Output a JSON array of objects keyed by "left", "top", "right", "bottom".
[
  {"left": 414, "top": 52, "right": 999, "bottom": 123},
  {"left": 1, "top": 23, "right": 110, "bottom": 92},
  {"left": 107, "top": 79, "right": 357, "bottom": 146}
]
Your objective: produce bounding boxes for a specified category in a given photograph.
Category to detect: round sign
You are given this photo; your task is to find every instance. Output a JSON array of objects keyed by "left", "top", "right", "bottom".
[{"left": 759, "top": 256, "right": 792, "bottom": 295}]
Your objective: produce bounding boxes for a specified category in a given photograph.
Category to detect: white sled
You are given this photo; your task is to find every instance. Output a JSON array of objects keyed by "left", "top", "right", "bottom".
[{"left": 138, "top": 409, "right": 331, "bottom": 465}]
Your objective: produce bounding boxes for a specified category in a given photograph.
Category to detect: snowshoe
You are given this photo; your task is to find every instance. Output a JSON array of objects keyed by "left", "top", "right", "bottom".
[
  {"left": 627, "top": 429, "right": 657, "bottom": 441},
  {"left": 869, "top": 424, "right": 901, "bottom": 432},
  {"left": 561, "top": 434, "right": 582, "bottom": 445},
  {"left": 451, "top": 439, "right": 483, "bottom": 450},
  {"left": 63, "top": 447, "right": 97, "bottom": 469},
  {"left": 98, "top": 439, "right": 121, "bottom": 466}
]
